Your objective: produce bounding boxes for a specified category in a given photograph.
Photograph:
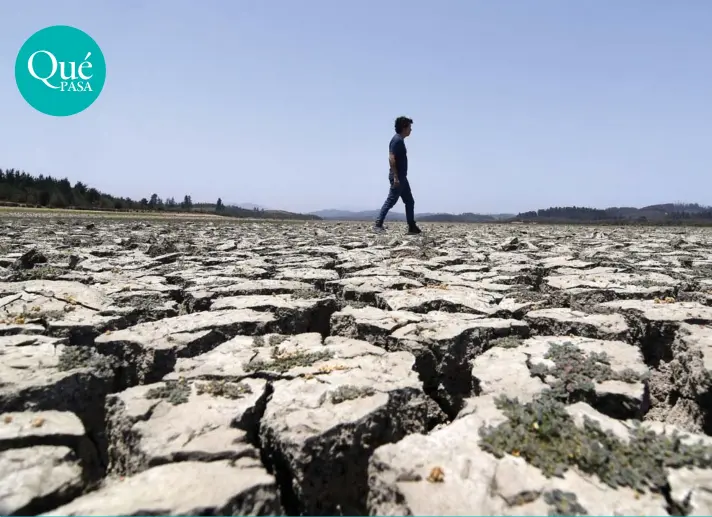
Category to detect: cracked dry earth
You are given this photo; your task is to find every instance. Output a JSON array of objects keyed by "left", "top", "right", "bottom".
[{"left": 3, "top": 219, "right": 712, "bottom": 516}]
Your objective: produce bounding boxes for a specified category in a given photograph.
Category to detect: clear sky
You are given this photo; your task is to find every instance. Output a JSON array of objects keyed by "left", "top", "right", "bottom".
[{"left": 1, "top": 1, "right": 710, "bottom": 215}]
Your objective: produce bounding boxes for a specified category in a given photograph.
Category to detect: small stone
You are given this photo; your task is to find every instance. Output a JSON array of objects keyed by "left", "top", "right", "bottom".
[{"left": 427, "top": 466, "right": 445, "bottom": 483}]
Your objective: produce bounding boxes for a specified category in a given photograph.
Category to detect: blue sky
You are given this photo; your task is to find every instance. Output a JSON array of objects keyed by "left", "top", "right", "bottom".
[{"left": 1, "top": 1, "right": 710, "bottom": 215}]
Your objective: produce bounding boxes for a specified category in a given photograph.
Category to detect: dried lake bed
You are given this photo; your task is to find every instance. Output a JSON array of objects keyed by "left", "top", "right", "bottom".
[{"left": 2, "top": 216, "right": 712, "bottom": 515}]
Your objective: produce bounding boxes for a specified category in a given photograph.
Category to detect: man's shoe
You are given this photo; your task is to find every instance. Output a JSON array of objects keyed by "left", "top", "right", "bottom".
[
  {"left": 407, "top": 225, "right": 422, "bottom": 235},
  {"left": 373, "top": 224, "right": 386, "bottom": 233}
]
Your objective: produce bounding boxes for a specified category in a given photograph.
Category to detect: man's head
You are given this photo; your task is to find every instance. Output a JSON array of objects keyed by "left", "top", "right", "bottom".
[{"left": 395, "top": 116, "right": 413, "bottom": 137}]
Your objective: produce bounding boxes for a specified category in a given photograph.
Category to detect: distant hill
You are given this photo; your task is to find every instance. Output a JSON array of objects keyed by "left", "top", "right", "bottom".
[
  {"left": 227, "top": 202, "right": 266, "bottom": 210},
  {"left": 310, "top": 209, "right": 393, "bottom": 220},
  {"left": 0, "top": 167, "right": 319, "bottom": 221},
  {"left": 309, "top": 209, "right": 515, "bottom": 223},
  {"left": 311, "top": 203, "right": 712, "bottom": 225},
  {"left": 513, "top": 203, "right": 712, "bottom": 225},
  {"left": 419, "top": 213, "right": 495, "bottom": 223},
  {"left": 310, "top": 209, "right": 444, "bottom": 221},
  {"left": 194, "top": 202, "right": 319, "bottom": 220}
]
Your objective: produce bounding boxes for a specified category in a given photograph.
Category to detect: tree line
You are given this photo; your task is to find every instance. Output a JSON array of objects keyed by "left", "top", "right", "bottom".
[
  {"left": 514, "top": 204, "right": 712, "bottom": 225},
  {"left": 0, "top": 168, "right": 319, "bottom": 220}
]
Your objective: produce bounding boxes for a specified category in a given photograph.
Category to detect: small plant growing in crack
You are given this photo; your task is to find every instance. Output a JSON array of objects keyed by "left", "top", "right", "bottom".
[
  {"left": 57, "top": 346, "right": 92, "bottom": 371},
  {"left": 244, "top": 346, "right": 334, "bottom": 374},
  {"left": 10, "top": 265, "right": 65, "bottom": 281},
  {"left": 614, "top": 367, "right": 647, "bottom": 383},
  {"left": 543, "top": 489, "right": 588, "bottom": 516},
  {"left": 490, "top": 336, "right": 524, "bottom": 349},
  {"left": 253, "top": 335, "right": 288, "bottom": 347},
  {"left": 291, "top": 289, "right": 324, "bottom": 300},
  {"left": 268, "top": 335, "right": 288, "bottom": 346},
  {"left": 196, "top": 379, "right": 252, "bottom": 399},
  {"left": 632, "top": 278, "right": 663, "bottom": 289},
  {"left": 528, "top": 342, "right": 647, "bottom": 404},
  {"left": 319, "top": 384, "right": 376, "bottom": 405},
  {"left": 57, "top": 346, "right": 121, "bottom": 379},
  {"left": 510, "top": 289, "right": 546, "bottom": 303},
  {"left": 145, "top": 379, "right": 190, "bottom": 405},
  {"left": 345, "top": 300, "right": 369, "bottom": 309},
  {"left": 478, "top": 394, "right": 712, "bottom": 494}
]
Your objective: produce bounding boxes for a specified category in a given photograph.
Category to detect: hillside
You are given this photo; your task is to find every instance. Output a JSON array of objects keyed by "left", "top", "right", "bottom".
[
  {"left": 513, "top": 204, "right": 712, "bottom": 224},
  {"left": 226, "top": 202, "right": 266, "bottom": 210},
  {"left": 311, "top": 204, "right": 712, "bottom": 225},
  {"left": 192, "top": 203, "right": 320, "bottom": 220},
  {"left": 0, "top": 168, "right": 320, "bottom": 221},
  {"left": 310, "top": 209, "right": 400, "bottom": 221},
  {"left": 310, "top": 209, "right": 515, "bottom": 222}
]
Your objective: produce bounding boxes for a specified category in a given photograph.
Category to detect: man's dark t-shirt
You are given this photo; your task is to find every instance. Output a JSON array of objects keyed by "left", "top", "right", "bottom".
[{"left": 389, "top": 134, "right": 407, "bottom": 180}]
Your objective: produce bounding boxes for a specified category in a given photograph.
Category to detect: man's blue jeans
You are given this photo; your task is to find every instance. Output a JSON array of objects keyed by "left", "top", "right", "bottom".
[{"left": 375, "top": 172, "right": 415, "bottom": 227}]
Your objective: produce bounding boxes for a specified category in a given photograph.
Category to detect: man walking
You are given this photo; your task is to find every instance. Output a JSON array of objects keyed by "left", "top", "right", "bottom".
[{"left": 373, "top": 116, "right": 422, "bottom": 234}]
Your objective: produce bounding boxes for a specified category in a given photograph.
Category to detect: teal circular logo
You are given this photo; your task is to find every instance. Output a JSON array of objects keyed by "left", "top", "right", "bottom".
[{"left": 15, "top": 25, "right": 106, "bottom": 117}]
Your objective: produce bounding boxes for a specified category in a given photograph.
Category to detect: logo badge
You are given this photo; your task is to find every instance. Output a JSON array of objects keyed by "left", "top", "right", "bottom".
[{"left": 15, "top": 25, "right": 106, "bottom": 117}]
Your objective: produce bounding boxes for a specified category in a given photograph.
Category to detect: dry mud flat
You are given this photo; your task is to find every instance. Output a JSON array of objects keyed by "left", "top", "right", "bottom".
[{"left": 2, "top": 219, "right": 712, "bottom": 515}]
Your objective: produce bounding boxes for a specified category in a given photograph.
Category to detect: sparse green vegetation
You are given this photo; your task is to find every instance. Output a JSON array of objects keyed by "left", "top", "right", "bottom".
[
  {"left": 478, "top": 394, "right": 712, "bottom": 493},
  {"left": 9, "top": 265, "right": 65, "bottom": 281},
  {"left": 57, "top": 346, "right": 120, "bottom": 378},
  {"left": 195, "top": 380, "right": 252, "bottom": 399},
  {"left": 529, "top": 342, "right": 647, "bottom": 404},
  {"left": 543, "top": 490, "right": 588, "bottom": 516},
  {"left": 268, "top": 335, "right": 288, "bottom": 346},
  {"left": 291, "top": 289, "right": 324, "bottom": 300},
  {"left": 344, "top": 301, "right": 369, "bottom": 309},
  {"left": 253, "top": 335, "right": 289, "bottom": 347},
  {"left": 57, "top": 346, "right": 93, "bottom": 371},
  {"left": 145, "top": 379, "right": 191, "bottom": 405},
  {"left": 490, "top": 336, "right": 524, "bottom": 349},
  {"left": 509, "top": 288, "right": 546, "bottom": 302},
  {"left": 244, "top": 346, "right": 334, "bottom": 373},
  {"left": 320, "top": 384, "right": 376, "bottom": 405}
]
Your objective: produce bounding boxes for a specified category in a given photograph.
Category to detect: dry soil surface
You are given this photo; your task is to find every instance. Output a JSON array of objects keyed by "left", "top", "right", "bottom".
[{"left": 2, "top": 218, "right": 712, "bottom": 515}]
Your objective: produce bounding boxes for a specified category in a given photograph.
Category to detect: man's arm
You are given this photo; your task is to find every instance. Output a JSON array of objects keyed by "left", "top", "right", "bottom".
[
  {"left": 389, "top": 138, "right": 404, "bottom": 185},
  {"left": 389, "top": 152, "right": 399, "bottom": 184}
]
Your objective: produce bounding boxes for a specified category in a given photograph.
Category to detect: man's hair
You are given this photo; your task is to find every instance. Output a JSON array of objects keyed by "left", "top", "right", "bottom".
[{"left": 394, "top": 116, "right": 413, "bottom": 134}]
